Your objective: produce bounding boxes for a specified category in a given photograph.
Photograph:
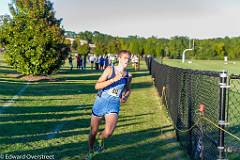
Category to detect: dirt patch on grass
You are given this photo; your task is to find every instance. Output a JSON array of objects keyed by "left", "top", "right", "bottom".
[
  {"left": 20, "top": 75, "right": 58, "bottom": 82},
  {"left": 6, "top": 74, "right": 24, "bottom": 78}
]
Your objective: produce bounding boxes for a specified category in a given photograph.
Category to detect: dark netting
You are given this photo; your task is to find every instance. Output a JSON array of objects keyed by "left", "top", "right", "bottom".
[
  {"left": 226, "top": 75, "right": 240, "bottom": 159},
  {"left": 145, "top": 57, "right": 225, "bottom": 159},
  {"left": 188, "top": 73, "right": 220, "bottom": 160}
]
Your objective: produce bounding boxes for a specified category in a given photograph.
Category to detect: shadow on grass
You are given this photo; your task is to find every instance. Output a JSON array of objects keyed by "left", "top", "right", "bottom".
[
  {"left": 0, "top": 71, "right": 152, "bottom": 97},
  {"left": 0, "top": 116, "right": 90, "bottom": 143},
  {"left": 131, "top": 81, "right": 153, "bottom": 90},
  {"left": 0, "top": 62, "right": 187, "bottom": 159},
  {"left": 0, "top": 104, "right": 93, "bottom": 122},
  {"left": 0, "top": 78, "right": 24, "bottom": 82},
  {"left": 0, "top": 104, "right": 93, "bottom": 145},
  {"left": 131, "top": 70, "right": 149, "bottom": 78},
  {"left": 119, "top": 113, "right": 160, "bottom": 120},
  {"left": 58, "top": 68, "right": 103, "bottom": 75},
  {"left": 0, "top": 98, "right": 82, "bottom": 103},
  {"left": 0, "top": 65, "right": 13, "bottom": 69},
  {"left": 0, "top": 115, "right": 91, "bottom": 142},
  {"left": 64, "top": 74, "right": 100, "bottom": 81},
  {"left": 0, "top": 104, "right": 92, "bottom": 115},
  {"left": 2, "top": 129, "right": 90, "bottom": 147},
  {"left": 3, "top": 140, "right": 88, "bottom": 160},
  {"left": 0, "top": 67, "right": 18, "bottom": 75},
  {"left": 2, "top": 125, "right": 186, "bottom": 160},
  {"left": 0, "top": 112, "right": 88, "bottom": 122},
  {"left": 0, "top": 80, "right": 27, "bottom": 97},
  {"left": 0, "top": 81, "right": 97, "bottom": 96},
  {"left": 94, "top": 126, "right": 185, "bottom": 160},
  {"left": 0, "top": 106, "right": 158, "bottom": 158}
]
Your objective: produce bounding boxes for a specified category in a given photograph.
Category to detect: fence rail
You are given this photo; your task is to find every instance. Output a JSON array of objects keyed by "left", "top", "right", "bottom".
[{"left": 145, "top": 57, "right": 240, "bottom": 160}]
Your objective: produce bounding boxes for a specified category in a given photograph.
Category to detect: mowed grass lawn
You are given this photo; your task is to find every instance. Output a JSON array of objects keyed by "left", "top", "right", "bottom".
[
  {"left": 0, "top": 54, "right": 188, "bottom": 160},
  {"left": 159, "top": 59, "right": 240, "bottom": 74}
]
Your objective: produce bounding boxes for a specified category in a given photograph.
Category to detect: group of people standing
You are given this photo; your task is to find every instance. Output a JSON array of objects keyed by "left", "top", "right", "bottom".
[
  {"left": 68, "top": 53, "right": 120, "bottom": 71},
  {"left": 89, "top": 54, "right": 118, "bottom": 71},
  {"left": 68, "top": 53, "right": 140, "bottom": 71},
  {"left": 68, "top": 53, "right": 87, "bottom": 70}
]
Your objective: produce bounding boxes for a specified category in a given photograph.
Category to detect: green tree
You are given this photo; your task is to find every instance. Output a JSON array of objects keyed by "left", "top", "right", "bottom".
[
  {"left": 107, "top": 39, "right": 121, "bottom": 54},
  {"left": 128, "top": 36, "right": 144, "bottom": 70},
  {"left": 72, "top": 38, "right": 79, "bottom": 51},
  {"left": 1, "top": 0, "right": 69, "bottom": 75},
  {"left": 64, "top": 38, "right": 72, "bottom": 48},
  {"left": 93, "top": 42, "right": 107, "bottom": 56},
  {"left": 168, "top": 36, "right": 189, "bottom": 59},
  {"left": 78, "top": 43, "right": 90, "bottom": 55},
  {"left": 144, "top": 37, "right": 157, "bottom": 56},
  {"left": 78, "top": 31, "right": 93, "bottom": 43},
  {"left": 58, "top": 30, "right": 240, "bottom": 60}
]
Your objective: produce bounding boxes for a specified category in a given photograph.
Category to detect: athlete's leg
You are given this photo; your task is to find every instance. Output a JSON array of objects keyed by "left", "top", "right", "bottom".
[
  {"left": 88, "top": 115, "right": 102, "bottom": 151},
  {"left": 99, "top": 113, "right": 118, "bottom": 139}
]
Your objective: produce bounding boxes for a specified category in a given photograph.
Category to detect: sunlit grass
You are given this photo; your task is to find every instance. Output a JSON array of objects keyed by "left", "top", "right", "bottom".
[{"left": 0, "top": 54, "right": 188, "bottom": 159}]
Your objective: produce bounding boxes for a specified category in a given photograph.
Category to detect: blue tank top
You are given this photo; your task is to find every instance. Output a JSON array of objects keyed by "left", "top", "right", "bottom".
[{"left": 97, "top": 66, "right": 129, "bottom": 98}]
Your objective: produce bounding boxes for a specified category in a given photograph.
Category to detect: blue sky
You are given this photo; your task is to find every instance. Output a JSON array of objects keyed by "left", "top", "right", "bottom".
[{"left": 1, "top": 0, "right": 240, "bottom": 39}]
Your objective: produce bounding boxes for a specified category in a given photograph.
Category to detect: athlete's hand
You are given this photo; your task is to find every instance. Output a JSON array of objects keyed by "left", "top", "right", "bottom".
[
  {"left": 120, "top": 96, "right": 127, "bottom": 103},
  {"left": 112, "top": 72, "right": 123, "bottom": 82}
]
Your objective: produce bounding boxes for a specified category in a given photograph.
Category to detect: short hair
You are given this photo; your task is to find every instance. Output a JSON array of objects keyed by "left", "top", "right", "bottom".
[{"left": 118, "top": 50, "right": 131, "bottom": 57}]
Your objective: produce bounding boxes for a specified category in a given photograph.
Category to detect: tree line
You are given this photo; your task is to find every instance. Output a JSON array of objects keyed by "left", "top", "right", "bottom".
[
  {"left": 1, "top": 0, "right": 239, "bottom": 76},
  {"left": 66, "top": 31, "right": 240, "bottom": 60}
]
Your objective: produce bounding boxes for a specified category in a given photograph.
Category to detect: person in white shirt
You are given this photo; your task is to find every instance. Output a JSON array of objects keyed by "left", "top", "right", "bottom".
[
  {"left": 132, "top": 55, "right": 139, "bottom": 71},
  {"left": 89, "top": 54, "right": 95, "bottom": 70}
]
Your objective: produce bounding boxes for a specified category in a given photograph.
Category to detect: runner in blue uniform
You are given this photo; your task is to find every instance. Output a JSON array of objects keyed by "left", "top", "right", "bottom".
[{"left": 85, "top": 50, "right": 132, "bottom": 160}]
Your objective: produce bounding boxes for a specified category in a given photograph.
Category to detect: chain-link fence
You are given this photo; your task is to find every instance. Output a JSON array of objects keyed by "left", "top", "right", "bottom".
[
  {"left": 145, "top": 57, "right": 240, "bottom": 160},
  {"left": 226, "top": 75, "right": 240, "bottom": 159}
]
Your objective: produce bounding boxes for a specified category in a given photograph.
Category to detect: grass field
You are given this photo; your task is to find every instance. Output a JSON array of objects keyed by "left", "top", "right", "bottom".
[
  {"left": 159, "top": 59, "right": 240, "bottom": 75},
  {"left": 0, "top": 54, "right": 189, "bottom": 160}
]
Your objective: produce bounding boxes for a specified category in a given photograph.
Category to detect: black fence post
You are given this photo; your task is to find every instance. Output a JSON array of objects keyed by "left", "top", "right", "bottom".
[
  {"left": 218, "top": 71, "right": 228, "bottom": 160},
  {"left": 149, "top": 56, "right": 152, "bottom": 75}
]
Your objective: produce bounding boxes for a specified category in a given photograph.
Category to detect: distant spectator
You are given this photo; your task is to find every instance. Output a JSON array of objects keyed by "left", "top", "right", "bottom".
[
  {"left": 95, "top": 55, "right": 100, "bottom": 70},
  {"left": 83, "top": 54, "right": 87, "bottom": 69},
  {"left": 77, "top": 54, "right": 81, "bottom": 69},
  {"left": 89, "top": 54, "right": 95, "bottom": 70},
  {"left": 79, "top": 55, "right": 83, "bottom": 70},
  {"left": 75, "top": 53, "right": 78, "bottom": 59},
  {"left": 99, "top": 56, "right": 105, "bottom": 71},
  {"left": 132, "top": 55, "right": 139, "bottom": 71},
  {"left": 68, "top": 55, "right": 73, "bottom": 70}
]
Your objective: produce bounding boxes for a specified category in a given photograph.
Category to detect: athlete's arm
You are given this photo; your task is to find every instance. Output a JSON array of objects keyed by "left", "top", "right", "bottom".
[
  {"left": 95, "top": 67, "right": 122, "bottom": 90},
  {"left": 121, "top": 74, "right": 132, "bottom": 103}
]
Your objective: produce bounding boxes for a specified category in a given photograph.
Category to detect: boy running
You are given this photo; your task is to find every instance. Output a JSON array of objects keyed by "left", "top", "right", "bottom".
[{"left": 85, "top": 50, "right": 132, "bottom": 159}]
